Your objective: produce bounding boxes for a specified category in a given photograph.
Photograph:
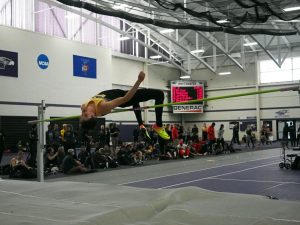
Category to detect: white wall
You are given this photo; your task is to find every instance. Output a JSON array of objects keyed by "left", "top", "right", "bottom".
[{"left": 0, "top": 25, "right": 112, "bottom": 118}]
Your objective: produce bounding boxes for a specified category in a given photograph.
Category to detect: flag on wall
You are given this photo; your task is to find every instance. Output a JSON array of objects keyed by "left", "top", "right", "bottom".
[
  {"left": 0, "top": 49, "right": 18, "bottom": 78},
  {"left": 73, "top": 55, "right": 97, "bottom": 79}
]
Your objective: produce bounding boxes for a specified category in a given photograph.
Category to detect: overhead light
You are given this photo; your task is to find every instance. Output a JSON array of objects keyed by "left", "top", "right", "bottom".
[
  {"left": 180, "top": 75, "right": 191, "bottom": 79},
  {"left": 218, "top": 72, "right": 231, "bottom": 75},
  {"left": 230, "top": 53, "right": 241, "bottom": 58},
  {"left": 243, "top": 42, "right": 258, "bottom": 46},
  {"left": 112, "top": 4, "right": 128, "bottom": 10},
  {"left": 159, "top": 29, "right": 174, "bottom": 34},
  {"left": 283, "top": 6, "right": 300, "bottom": 12},
  {"left": 150, "top": 55, "right": 162, "bottom": 59},
  {"left": 190, "top": 49, "right": 205, "bottom": 54},
  {"left": 119, "top": 36, "right": 130, "bottom": 41},
  {"left": 272, "top": 19, "right": 300, "bottom": 22},
  {"left": 216, "top": 19, "right": 229, "bottom": 23}
]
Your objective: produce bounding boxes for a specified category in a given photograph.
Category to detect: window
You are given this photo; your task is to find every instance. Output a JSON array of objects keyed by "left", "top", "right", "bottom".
[{"left": 260, "top": 57, "right": 300, "bottom": 83}]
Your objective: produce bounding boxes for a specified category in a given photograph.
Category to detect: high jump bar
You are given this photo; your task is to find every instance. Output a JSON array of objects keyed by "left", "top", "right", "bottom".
[{"left": 28, "top": 85, "right": 300, "bottom": 124}]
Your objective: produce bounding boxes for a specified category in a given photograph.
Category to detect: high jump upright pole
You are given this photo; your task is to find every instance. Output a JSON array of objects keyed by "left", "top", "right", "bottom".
[{"left": 37, "top": 100, "right": 45, "bottom": 182}]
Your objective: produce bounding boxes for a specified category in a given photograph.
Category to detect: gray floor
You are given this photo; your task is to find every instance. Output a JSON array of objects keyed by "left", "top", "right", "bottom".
[{"left": 1, "top": 147, "right": 300, "bottom": 225}]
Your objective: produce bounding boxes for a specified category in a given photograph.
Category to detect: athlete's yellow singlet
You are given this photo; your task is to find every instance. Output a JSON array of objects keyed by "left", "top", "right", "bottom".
[{"left": 83, "top": 94, "right": 106, "bottom": 115}]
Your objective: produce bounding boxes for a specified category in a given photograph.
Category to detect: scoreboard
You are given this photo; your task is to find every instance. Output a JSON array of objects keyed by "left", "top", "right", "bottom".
[{"left": 171, "top": 80, "right": 205, "bottom": 113}]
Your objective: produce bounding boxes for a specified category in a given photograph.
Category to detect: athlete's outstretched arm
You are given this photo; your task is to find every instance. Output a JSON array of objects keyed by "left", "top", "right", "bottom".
[{"left": 99, "top": 71, "right": 145, "bottom": 115}]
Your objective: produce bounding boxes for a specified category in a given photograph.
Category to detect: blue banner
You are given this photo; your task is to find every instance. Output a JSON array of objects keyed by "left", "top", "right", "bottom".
[
  {"left": 73, "top": 55, "right": 97, "bottom": 79},
  {"left": 0, "top": 50, "right": 18, "bottom": 78}
]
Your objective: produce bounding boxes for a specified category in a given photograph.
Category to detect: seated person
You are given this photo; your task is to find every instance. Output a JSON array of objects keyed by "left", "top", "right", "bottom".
[
  {"left": 131, "top": 143, "right": 144, "bottom": 165},
  {"left": 45, "top": 147, "right": 58, "bottom": 169},
  {"left": 56, "top": 146, "right": 65, "bottom": 171},
  {"left": 143, "top": 143, "right": 154, "bottom": 160},
  {"left": 77, "top": 146, "right": 95, "bottom": 169},
  {"left": 62, "top": 149, "right": 87, "bottom": 174},
  {"left": 10, "top": 151, "right": 36, "bottom": 178},
  {"left": 177, "top": 139, "right": 190, "bottom": 159}
]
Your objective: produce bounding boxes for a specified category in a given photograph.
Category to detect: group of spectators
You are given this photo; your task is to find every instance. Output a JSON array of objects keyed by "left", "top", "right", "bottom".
[{"left": 2, "top": 120, "right": 300, "bottom": 179}]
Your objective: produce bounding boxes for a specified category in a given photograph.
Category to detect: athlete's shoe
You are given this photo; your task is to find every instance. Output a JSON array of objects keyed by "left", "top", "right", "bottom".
[
  {"left": 152, "top": 124, "right": 170, "bottom": 140},
  {"left": 140, "top": 124, "right": 151, "bottom": 140}
]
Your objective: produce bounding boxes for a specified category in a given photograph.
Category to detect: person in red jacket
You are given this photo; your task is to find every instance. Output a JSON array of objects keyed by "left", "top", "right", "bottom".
[
  {"left": 172, "top": 124, "right": 179, "bottom": 145},
  {"left": 207, "top": 122, "right": 216, "bottom": 153}
]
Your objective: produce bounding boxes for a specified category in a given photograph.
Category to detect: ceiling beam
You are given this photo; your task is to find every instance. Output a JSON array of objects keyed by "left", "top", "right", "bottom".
[{"left": 42, "top": 0, "right": 190, "bottom": 74}]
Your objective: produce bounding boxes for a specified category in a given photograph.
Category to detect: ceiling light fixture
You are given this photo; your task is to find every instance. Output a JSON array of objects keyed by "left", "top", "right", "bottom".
[
  {"left": 243, "top": 42, "right": 258, "bottom": 46},
  {"left": 119, "top": 36, "right": 130, "bottom": 41},
  {"left": 218, "top": 72, "right": 231, "bottom": 75},
  {"left": 150, "top": 55, "right": 162, "bottom": 59},
  {"left": 283, "top": 6, "right": 300, "bottom": 12},
  {"left": 190, "top": 49, "right": 205, "bottom": 54},
  {"left": 112, "top": 4, "right": 128, "bottom": 10},
  {"left": 159, "top": 29, "right": 175, "bottom": 34},
  {"left": 180, "top": 75, "right": 191, "bottom": 79},
  {"left": 216, "top": 19, "right": 229, "bottom": 23}
]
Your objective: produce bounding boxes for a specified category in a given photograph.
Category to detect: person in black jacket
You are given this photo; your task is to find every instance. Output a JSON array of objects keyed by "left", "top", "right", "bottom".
[
  {"left": 28, "top": 125, "right": 38, "bottom": 167},
  {"left": 0, "top": 130, "right": 5, "bottom": 164}
]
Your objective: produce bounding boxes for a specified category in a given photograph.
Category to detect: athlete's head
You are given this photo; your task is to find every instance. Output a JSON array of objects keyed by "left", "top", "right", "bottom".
[
  {"left": 80, "top": 117, "right": 97, "bottom": 130},
  {"left": 80, "top": 104, "right": 97, "bottom": 130}
]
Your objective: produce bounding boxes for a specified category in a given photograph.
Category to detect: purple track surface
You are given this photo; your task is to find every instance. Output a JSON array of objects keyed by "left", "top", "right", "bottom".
[{"left": 124, "top": 156, "right": 300, "bottom": 201}]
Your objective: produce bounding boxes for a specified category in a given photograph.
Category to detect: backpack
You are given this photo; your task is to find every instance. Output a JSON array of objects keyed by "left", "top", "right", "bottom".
[
  {"left": 93, "top": 153, "right": 108, "bottom": 169},
  {"left": 291, "top": 156, "right": 300, "bottom": 170},
  {"left": 106, "top": 156, "right": 119, "bottom": 168}
]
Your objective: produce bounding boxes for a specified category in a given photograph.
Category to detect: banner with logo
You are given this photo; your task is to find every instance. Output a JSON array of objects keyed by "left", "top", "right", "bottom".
[
  {"left": 37, "top": 54, "right": 49, "bottom": 69},
  {"left": 73, "top": 55, "right": 97, "bottom": 79},
  {"left": 0, "top": 49, "right": 18, "bottom": 77}
]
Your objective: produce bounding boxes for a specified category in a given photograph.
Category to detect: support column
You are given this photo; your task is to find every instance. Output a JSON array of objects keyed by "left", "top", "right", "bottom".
[
  {"left": 37, "top": 100, "right": 45, "bottom": 182},
  {"left": 255, "top": 54, "right": 261, "bottom": 142},
  {"left": 143, "top": 63, "right": 149, "bottom": 125}
]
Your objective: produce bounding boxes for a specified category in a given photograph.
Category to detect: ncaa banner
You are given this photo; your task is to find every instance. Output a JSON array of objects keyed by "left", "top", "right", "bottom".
[
  {"left": 73, "top": 55, "right": 97, "bottom": 79},
  {"left": 0, "top": 49, "right": 18, "bottom": 78}
]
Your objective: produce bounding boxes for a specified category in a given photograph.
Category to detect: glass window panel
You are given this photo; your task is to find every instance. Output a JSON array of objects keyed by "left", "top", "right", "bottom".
[
  {"left": 293, "top": 69, "right": 300, "bottom": 81},
  {"left": 35, "top": 2, "right": 67, "bottom": 38},
  {"left": 99, "top": 16, "right": 120, "bottom": 52},
  {"left": 260, "top": 70, "right": 293, "bottom": 83},
  {"left": 82, "top": 17, "right": 96, "bottom": 45},
  {"left": 0, "top": 0, "right": 12, "bottom": 26},
  {"left": 293, "top": 57, "right": 300, "bottom": 69},
  {"left": 260, "top": 58, "right": 291, "bottom": 72}
]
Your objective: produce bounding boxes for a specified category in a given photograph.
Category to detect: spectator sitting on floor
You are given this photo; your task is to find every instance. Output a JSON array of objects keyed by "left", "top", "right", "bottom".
[
  {"left": 144, "top": 143, "right": 154, "bottom": 160},
  {"left": 191, "top": 139, "right": 201, "bottom": 154},
  {"left": 10, "top": 151, "right": 36, "bottom": 179},
  {"left": 131, "top": 143, "right": 144, "bottom": 165},
  {"left": 45, "top": 147, "right": 58, "bottom": 172},
  {"left": 158, "top": 142, "right": 174, "bottom": 160},
  {"left": 56, "top": 146, "right": 65, "bottom": 171},
  {"left": 62, "top": 149, "right": 87, "bottom": 174},
  {"left": 177, "top": 139, "right": 190, "bottom": 159},
  {"left": 187, "top": 140, "right": 201, "bottom": 157},
  {"left": 77, "top": 146, "right": 95, "bottom": 169}
]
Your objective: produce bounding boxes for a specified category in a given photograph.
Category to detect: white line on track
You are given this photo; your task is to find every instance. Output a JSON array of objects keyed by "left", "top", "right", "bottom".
[
  {"left": 119, "top": 155, "right": 279, "bottom": 185},
  {"left": 159, "top": 161, "right": 279, "bottom": 189},
  {"left": 207, "top": 178, "right": 300, "bottom": 185}
]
